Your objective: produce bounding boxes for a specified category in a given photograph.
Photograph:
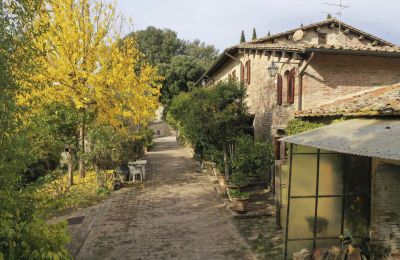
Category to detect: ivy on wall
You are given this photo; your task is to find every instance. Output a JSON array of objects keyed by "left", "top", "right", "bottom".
[{"left": 285, "top": 119, "right": 325, "bottom": 136}]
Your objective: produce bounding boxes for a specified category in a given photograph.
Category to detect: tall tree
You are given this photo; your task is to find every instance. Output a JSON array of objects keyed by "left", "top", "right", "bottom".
[
  {"left": 26, "top": 0, "right": 161, "bottom": 180},
  {"left": 128, "top": 27, "right": 218, "bottom": 110},
  {"left": 252, "top": 28, "right": 257, "bottom": 40},
  {"left": 267, "top": 31, "right": 271, "bottom": 36},
  {"left": 131, "top": 26, "right": 185, "bottom": 65},
  {"left": 327, "top": 13, "right": 333, "bottom": 19},
  {"left": 240, "top": 30, "right": 246, "bottom": 43}
]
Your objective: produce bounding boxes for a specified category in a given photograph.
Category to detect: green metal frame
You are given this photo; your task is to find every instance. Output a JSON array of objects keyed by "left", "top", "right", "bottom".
[{"left": 283, "top": 144, "right": 372, "bottom": 259}]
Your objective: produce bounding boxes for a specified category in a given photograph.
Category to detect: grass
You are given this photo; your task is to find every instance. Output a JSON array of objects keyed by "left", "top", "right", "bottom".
[{"left": 33, "top": 170, "right": 114, "bottom": 218}]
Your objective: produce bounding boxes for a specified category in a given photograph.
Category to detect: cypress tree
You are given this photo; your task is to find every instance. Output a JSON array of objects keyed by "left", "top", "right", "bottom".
[
  {"left": 252, "top": 28, "right": 257, "bottom": 40},
  {"left": 240, "top": 30, "right": 246, "bottom": 43},
  {"left": 267, "top": 31, "right": 271, "bottom": 36},
  {"left": 327, "top": 13, "right": 332, "bottom": 19}
]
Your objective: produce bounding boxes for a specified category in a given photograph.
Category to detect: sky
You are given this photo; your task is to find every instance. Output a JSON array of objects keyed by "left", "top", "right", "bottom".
[{"left": 116, "top": 0, "right": 400, "bottom": 52}]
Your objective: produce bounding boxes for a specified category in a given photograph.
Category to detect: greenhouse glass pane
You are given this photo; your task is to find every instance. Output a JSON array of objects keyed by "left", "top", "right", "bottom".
[
  {"left": 345, "top": 155, "right": 370, "bottom": 195},
  {"left": 291, "top": 154, "right": 317, "bottom": 196},
  {"left": 292, "top": 144, "right": 318, "bottom": 154},
  {"left": 315, "top": 239, "right": 341, "bottom": 249},
  {"left": 280, "top": 205, "right": 287, "bottom": 230},
  {"left": 319, "top": 154, "right": 344, "bottom": 196},
  {"left": 286, "top": 240, "right": 314, "bottom": 259},
  {"left": 288, "top": 198, "right": 316, "bottom": 239},
  {"left": 316, "top": 198, "right": 342, "bottom": 238},
  {"left": 344, "top": 196, "right": 369, "bottom": 237}
]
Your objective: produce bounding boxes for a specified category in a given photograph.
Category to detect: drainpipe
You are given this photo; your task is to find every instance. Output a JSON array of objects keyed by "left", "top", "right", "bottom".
[{"left": 298, "top": 52, "right": 315, "bottom": 111}]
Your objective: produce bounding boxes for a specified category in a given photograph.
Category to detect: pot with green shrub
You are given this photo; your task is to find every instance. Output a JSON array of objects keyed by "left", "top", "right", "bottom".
[{"left": 229, "top": 190, "right": 250, "bottom": 213}]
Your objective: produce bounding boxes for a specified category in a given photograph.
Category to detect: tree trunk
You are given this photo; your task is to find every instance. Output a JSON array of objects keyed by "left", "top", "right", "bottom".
[
  {"left": 67, "top": 149, "right": 74, "bottom": 186},
  {"left": 79, "top": 109, "right": 86, "bottom": 178},
  {"left": 223, "top": 143, "right": 230, "bottom": 180}
]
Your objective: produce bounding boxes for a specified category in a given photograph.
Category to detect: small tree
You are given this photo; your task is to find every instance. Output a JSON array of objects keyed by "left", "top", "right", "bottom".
[
  {"left": 327, "top": 13, "right": 333, "bottom": 19},
  {"left": 252, "top": 28, "right": 257, "bottom": 40},
  {"left": 168, "top": 80, "right": 250, "bottom": 179},
  {"left": 267, "top": 31, "right": 271, "bottom": 36},
  {"left": 240, "top": 30, "right": 246, "bottom": 43}
]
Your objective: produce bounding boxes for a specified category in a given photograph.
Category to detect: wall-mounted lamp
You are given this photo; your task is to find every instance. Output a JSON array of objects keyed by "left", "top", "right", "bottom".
[
  {"left": 267, "top": 60, "right": 301, "bottom": 77},
  {"left": 267, "top": 62, "right": 279, "bottom": 77}
]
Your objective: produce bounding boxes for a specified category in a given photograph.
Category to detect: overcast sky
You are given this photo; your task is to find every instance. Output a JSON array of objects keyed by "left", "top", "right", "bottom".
[{"left": 116, "top": 0, "right": 400, "bottom": 51}]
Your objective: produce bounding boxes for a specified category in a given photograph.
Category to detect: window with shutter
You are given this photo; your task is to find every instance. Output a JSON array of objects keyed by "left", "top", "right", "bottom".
[
  {"left": 287, "top": 69, "right": 295, "bottom": 104},
  {"left": 277, "top": 74, "right": 283, "bottom": 105},
  {"left": 240, "top": 64, "right": 245, "bottom": 82},
  {"left": 246, "top": 60, "right": 251, "bottom": 84}
]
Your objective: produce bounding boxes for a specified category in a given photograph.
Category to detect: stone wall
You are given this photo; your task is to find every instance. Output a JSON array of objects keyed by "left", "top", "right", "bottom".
[{"left": 371, "top": 158, "right": 400, "bottom": 254}]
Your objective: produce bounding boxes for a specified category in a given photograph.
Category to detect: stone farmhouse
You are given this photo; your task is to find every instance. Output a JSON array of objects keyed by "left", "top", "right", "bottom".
[{"left": 196, "top": 18, "right": 400, "bottom": 159}]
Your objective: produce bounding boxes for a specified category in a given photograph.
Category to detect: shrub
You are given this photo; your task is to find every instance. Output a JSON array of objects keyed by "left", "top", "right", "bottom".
[{"left": 231, "top": 135, "right": 273, "bottom": 184}]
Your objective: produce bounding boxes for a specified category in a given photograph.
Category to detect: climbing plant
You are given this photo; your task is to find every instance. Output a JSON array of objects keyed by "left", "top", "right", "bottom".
[{"left": 285, "top": 119, "right": 325, "bottom": 136}]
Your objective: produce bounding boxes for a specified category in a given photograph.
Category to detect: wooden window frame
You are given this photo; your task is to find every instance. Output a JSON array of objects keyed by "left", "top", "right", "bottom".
[
  {"left": 243, "top": 60, "right": 251, "bottom": 84},
  {"left": 277, "top": 74, "right": 283, "bottom": 105},
  {"left": 287, "top": 69, "right": 295, "bottom": 104}
]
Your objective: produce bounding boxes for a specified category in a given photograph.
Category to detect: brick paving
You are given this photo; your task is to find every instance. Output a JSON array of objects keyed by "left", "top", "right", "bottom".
[{"left": 67, "top": 135, "right": 255, "bottom": 260}]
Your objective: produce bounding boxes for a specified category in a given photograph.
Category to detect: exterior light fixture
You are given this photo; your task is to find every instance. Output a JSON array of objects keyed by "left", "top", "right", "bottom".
[{"left": 268, "top": 61, "right": 279, "bottom": 77}]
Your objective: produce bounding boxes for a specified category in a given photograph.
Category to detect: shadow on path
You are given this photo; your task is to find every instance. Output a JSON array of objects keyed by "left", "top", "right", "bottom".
[{"left": 65, "top": 134, "right": 255, "bottom": 260}]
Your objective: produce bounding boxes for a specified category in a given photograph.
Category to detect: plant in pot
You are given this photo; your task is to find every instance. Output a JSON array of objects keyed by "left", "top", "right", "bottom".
[
  {"left": 227, "top": 171, "right": 250, "bottom": 199},
  {"left": 229, "top": 189, "right": 250, "bottom": 213}
]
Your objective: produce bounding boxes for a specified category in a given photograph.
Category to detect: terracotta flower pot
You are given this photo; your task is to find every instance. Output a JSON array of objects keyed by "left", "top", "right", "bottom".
[{"left": 231, "top": 197, "right": 249, "bottom": 213}]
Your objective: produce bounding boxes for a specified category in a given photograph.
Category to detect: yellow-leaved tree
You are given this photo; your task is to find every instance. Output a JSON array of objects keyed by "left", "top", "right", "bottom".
[{"left": 24, "top": 0, "right": 161, "bottom": 184}]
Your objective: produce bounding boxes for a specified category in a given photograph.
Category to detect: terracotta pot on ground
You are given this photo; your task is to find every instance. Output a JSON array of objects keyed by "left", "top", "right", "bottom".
[
  {"left": 231, "top": 197, "right": 249, "bottom": 213},
  {"left": 226, "top": 184, "right": 240, "bottom": 201}
]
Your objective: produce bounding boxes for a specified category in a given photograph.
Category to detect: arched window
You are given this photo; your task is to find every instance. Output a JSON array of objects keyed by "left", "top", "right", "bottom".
[
  {"left": 287, "top": 68, "right": 295, "bottom": 104},
  {"left": 277, "top": 74, "right": 283, "bottom": 105}
]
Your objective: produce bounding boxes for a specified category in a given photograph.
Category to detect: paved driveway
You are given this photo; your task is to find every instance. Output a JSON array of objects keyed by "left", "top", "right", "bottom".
[{"left": 67, "top": 135, "right": 255, "bottom": 260}]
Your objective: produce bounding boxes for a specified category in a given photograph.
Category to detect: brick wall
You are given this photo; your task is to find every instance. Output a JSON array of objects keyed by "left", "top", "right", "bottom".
[
  {"left": 371, "top": 158, "right": 400, "bottom": 254},
  {"left": 302, "top": 54, "right": 400, "bottom": 109},
  {"left": 209, "top": 51, "right": 400, "bottom": 140}
]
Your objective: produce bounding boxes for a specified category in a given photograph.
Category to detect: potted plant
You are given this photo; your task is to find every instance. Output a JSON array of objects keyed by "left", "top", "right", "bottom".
[{"left": 229, "top": 190, "right": 250, "bottom": 213}]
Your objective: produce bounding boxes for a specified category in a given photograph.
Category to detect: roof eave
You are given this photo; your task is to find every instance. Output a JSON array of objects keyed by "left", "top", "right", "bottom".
[
  {"left": 305, "top": 48, "right": 400, "bottom": 57},
  {"left": 195, "top": 48, "right": 237, "bottom": 86}
]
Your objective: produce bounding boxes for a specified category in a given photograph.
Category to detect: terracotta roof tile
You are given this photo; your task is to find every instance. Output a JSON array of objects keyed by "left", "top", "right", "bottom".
[
  {"left": 251, "top": 18, "right": 396, "bottom": 47},
  {"left": 295, "top": 84, "right": 400, "bottom": 117},
  {"left": 233, "top": 43, "right": 400, "bottom": 53}
]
